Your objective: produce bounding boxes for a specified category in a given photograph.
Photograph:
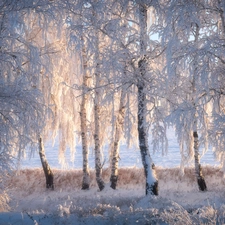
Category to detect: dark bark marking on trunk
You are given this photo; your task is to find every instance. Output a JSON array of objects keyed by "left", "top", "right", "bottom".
[
  {"left": 147, "top": 180, "right": 158, "bottom": 196},
  {"left": 197, "top": 164, "right": 207, "bottom": 191},
  {"left": 81, "top": 182, "right": 89, "bottom": 190},
  {"left": 197, "top": 177, "right": 207, "bottom": 192},
  {"left": 110, "top": 175, "right": 118, "bottom": 190},
  {"left": 96, "top": 176, "right": 105, "bottom": 191},
  {"left": 193, "top": 131, "right": 198, "bottom": 138}
]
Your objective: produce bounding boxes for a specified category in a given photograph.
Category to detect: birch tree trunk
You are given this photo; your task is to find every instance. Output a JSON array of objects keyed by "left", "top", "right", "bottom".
[
  {"left": 94, "top": 85, "right": 105, "bottom": 191},
  {"left": 192, "top": 24, "right": 207, "bottom": 191},
  {"left": 93, "top": 26, "right": 105, "bottom": 191},
  {"left": 193, "top": 129, "right": 207, "bottom": 191},
  {"left": 38, "top": 136, "right": 54, "bottom": 190},
  {"left": 138, "top": 3, "right": 158, "bottom": 196},
  {"left": 137, "top": 75, "right": 158, "bottom": 195},
  {"left": 80, "top": 41, "right": 90, "bottom": 190},
  {"left": 110, "top": 88, "right": 126, "bottom": 189}
]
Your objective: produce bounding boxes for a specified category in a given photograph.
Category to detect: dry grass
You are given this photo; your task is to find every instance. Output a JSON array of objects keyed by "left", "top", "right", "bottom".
[{"left": 5, "top": 165, "right": 224, "bottom": 194}]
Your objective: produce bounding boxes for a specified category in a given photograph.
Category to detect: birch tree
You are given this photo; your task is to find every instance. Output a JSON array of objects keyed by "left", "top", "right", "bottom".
[
  {"left": 192, "top": 23, "right": 207, "bottom": 191},
  {"left": 0, "top": 1, "right": 48, "bottom": 171},
  {"left": 80, "top": 40, "right": 91, "bottom": 190},
  {"left": 0, "top": 0, "right": 61, "bottom": 190},
  {"left": 92, "top": 4, "right": 105, "bottom": 190},
  {"left": 20, "top": 2, "right": 80, "bottom": 188},
  {"left": 137, "top": 1, "right": 159, "bottom": 196},
  {"left": 110, "top": 87, "right": 126, "bottom": 189},
  {"left": 200, "top": 0, "right": 225, "bottom": 174},
  {"left": 161, "top": 0, "right": 211, "bottom": 191},
  {"left": 105, "top": 0, "right": 167, "bottom": 195},
  {"left": 65, "top": 0, "right": 115, "bottom": 191},
  {"left": 21, "top": 10, "right": 58, "bottom": 189},
  {"left": 99, "top": 1, "right": 135, "bottom": 189}
]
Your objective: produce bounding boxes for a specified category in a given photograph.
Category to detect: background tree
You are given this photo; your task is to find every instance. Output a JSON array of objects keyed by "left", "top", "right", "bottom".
[
  {"left": 161, "top": 0, "right": 215, "bottom": 191},
  {"left": 65, "top": 0, "right": 115, "bottom": 191},
  {"left": 0, "top": 0, "right": 48, "bottom": 172},
  {"left": 80, "top": 38, "right": 91, "bottom": 190},
  {"left": 201, "top": 0, "right": 225, "bottom": 175},
  {"left": 6, "top": 0, "right": 81, "bottom": 188}
]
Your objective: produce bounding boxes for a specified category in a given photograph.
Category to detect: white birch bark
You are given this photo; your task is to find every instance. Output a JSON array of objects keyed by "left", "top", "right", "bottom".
[
  {"left": 80, "top": 40, "right": 90, "bottom": 190},
  {"left": 38, "top": 135, "right": 54, "bottom": 190},
  {"left": 93, "top": 20, "right": 105, "bottom": 191},
  {"left": 110, "top": 87, "right": 126, "bottom": 189},
  {"left": 138, "top": 3, "right": 158, "bottom": 195},
  {"left": 94, "top": 80, "right": 105, "bottom": 191}
]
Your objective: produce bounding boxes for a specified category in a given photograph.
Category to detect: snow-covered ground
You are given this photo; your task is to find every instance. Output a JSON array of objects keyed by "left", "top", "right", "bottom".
[
  {"left": 1, "top": 129, "right": 223, "bottom": 224},
  {"left": 1, "top": 166, "right": 225, "bottom": 224}
]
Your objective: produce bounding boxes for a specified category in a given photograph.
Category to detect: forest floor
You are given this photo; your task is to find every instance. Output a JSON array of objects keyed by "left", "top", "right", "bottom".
[{"left": 0, "top": 166, "right": 225, "bottom": 224}]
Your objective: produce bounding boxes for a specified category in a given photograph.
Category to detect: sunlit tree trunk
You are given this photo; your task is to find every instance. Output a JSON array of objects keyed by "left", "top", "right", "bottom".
[
  {"left": 192, "top": 24, "right": 207, "bottom": 191},
  {"left": 80, "top": 41, "right": 90, "bottom": 190},
  {"left": 138, "top": 3, "right": 158, "bottom": 196},
  {"left": 38, "top": 135, "right": 54, "bottom": 190},
  {"left": 110, "top": 88, "right": 126, "bottom": 189},
  {"left": 93, "top": 27, "right": 105, "bottom": 191},
  {"left": 94, "top": 83, "right": 105, "bottom": 191}
]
